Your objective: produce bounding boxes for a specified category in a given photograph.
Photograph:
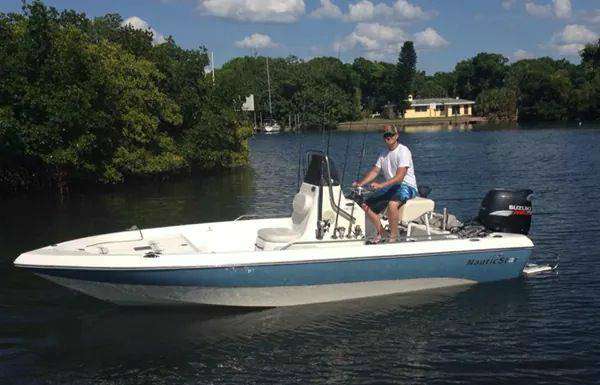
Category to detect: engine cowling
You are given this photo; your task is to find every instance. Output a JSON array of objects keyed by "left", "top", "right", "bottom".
[{"left": 478, "top": 189, "right": 533, "bottom": 235}]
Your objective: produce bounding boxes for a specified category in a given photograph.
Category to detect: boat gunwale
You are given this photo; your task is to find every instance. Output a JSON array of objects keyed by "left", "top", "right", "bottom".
[{"left": 15, "top": 245, "right": 533, "bottom": 272}]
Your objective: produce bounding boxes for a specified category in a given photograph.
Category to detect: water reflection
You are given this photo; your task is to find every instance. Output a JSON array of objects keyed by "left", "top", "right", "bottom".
[{"left": 2, "top": 126, "right": 600, "bottom": 384}]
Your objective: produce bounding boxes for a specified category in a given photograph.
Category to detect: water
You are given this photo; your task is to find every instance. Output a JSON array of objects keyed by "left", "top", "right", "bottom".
[{"left": 1, "top": 125, "right": 600, "bottom": 384}]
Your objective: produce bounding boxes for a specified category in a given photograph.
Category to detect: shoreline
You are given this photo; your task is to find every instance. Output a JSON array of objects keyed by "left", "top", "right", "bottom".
[{"left": 337, "top": 116, "right": 488, "bottom": 131}]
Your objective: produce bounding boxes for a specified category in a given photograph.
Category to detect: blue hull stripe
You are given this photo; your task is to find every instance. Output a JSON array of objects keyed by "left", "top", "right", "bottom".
[{"left": 31, "top": 249, "right": 531, "bottom": 287}]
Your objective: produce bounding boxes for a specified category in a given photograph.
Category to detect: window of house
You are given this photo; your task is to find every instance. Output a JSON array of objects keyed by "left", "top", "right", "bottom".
[
  {"left": 415, "top": 106, "right": 427, "bottom": 112},
  {"left": 436, "top": 105, "right": 444, "bottom": 112}
]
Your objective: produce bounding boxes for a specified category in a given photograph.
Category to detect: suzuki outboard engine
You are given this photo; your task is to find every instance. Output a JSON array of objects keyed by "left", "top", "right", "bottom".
[{"left": 478, "top": 189, "right": 533, "bottom": 235}]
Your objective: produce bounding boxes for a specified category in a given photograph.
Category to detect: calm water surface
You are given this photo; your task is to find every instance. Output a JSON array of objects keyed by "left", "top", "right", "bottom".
[{"left": 1, "top": 124, "right": 599, "bottom": 384}]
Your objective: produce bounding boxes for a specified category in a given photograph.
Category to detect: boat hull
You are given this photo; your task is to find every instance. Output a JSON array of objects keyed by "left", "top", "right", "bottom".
[{"left": 28, "top": 247, "right": 531, "bottom": 307}]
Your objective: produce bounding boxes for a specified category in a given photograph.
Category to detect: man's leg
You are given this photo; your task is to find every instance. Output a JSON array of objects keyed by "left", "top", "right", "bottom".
[
  {"left": 361, "top": 203, "right": 385, "bottom": 236},
  {"left": 387, "top": 200, "right": 401, "bottom": 241}
]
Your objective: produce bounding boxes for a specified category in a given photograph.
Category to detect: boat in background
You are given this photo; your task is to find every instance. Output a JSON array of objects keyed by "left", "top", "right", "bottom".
[
  {"left": 14, "top": 152, "right": 536, "bottom": 307},
  {"left": 262, "top": 117, "right": 281, "bottom": 133}
]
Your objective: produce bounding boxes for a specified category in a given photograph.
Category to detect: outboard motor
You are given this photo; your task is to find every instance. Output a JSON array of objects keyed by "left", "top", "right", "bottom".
[{"left": 478, "top": 189, "right": 533, "bottom": 235}]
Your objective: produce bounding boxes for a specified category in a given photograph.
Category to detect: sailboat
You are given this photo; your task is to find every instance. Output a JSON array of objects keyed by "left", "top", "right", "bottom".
[{"left": 261, "top": 56, "right": 280, "bottom": 133}]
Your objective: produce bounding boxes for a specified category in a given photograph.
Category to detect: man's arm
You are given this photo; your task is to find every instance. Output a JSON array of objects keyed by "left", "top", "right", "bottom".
[
  {"left": 374, "top": 167, "right": 408, "bottom": 189},
  {"left": 354, "top": 166, "right": 380, "bottom": 187}
]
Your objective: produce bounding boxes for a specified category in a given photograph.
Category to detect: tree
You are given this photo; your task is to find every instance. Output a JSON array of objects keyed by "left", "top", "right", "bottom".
[
  {"left": 394, "top": 41, "right": 417, "bottom": 115},
  {"left": 581, "top": 39, "right": 600, "bottom": 71},
  {"left": 454, "top": 53, "right": 508, "bottom": 100},
  {"left": 475, "top": 88, "right": 517, "bottom": 122}
]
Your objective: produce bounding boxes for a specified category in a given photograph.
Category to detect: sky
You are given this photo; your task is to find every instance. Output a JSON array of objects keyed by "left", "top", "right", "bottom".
[{"left": 2, "top": 0, "right": 600, "bottom": 74}]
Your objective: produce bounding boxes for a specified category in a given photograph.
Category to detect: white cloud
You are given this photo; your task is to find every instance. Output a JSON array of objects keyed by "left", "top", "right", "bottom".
[
  {"left": 334, "top": 22, "right": 408, "bottom": 59},
  {"left": 235, "top": 33, "right": 278, "bottom": 49},
  {"left": 553, "top": 0, "right": 571, "bottom": 19},
  {"left": 582, "top": 10, "right": 600, "bottom": 24},
  {"left": 554, "top": 24, "right": 597, "bottom": 44},
  {"left": 545, "top": 24, "right": 598, "bottom": 56},
  {"left": 414, "top": 27, "right": 449, "bottom": 48},
  {"left": 394, "top": 0, "right": 426, "bottom": 19},
  {"left": 525, "top": 0, "right": 571, "bottom": 19},
  {"left": 551, "top": 43, "right": 585, "bottom": 55},
  {"left": 121, "top": 16, "right": 165, "bottom": 45},
  {"left": 525, "top": 2, "right": 552, "bottom": 17},
  {"left": 198, "top": 0, "right": 305, "bottom": 23},
  {"left": 310, "top": 0, "right": 343, "bottom": 19},
  {"left": 344, "top": 0, "right": 431, "bottom": 22},
  {"left": 502, "top": 0, "right": 516, "bottom": 10},
  {"left": 347, "top": 1, "right": 376, "bottom": 22},
  {"left": 512, "top": 49, "right": 535, "bottom": 61}
]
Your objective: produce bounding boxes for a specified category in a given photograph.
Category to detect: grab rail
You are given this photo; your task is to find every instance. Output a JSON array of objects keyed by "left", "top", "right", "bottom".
[
  {"left": 233, "top": 214, "right": 288, "bottom": 221},
  {"left": 280, "top": 238, "right": 364, "bottom": 250}
]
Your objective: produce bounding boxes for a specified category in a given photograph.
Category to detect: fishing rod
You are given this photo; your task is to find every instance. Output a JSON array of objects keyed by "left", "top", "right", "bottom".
[
  {"left": 347, "top": 120, "right": 369, "bottom": 238},
  {"left": 296, "top": 141, "right": 302, "bottom": 190},
  {"left": 332, "top": 126, "right": 352, "bottom": 239}
]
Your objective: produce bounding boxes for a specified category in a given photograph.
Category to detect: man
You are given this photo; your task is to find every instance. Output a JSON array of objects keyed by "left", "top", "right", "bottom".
[{"left": 353, "top": 125, "right": 418, "bottom": 243}]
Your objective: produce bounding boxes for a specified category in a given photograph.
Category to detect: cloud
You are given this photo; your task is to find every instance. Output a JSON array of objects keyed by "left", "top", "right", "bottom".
[
  {"left": 545, "top": 24, "right": 598, "bottom": 56},
  {"left": 414, "top": 28, "right": 449, "bottom": 48},
  {"left": 121, "top": 16, "right": 165, "bottom": 45},
  {"left": 582, "top": 10, "right": 600, "bottom": 24},
  {"left": 234, "top": 33, "right": 279, "bottom": 49},
  {"left": 198, "top": 0, "right": 305, "bottom": 23},
  {"left": 525, "top": 0, "right": 571, "bottom": 19},
  {"left": 502, "top": 0, "right": 516, "bottom": 10},
  {"left": 553, "top": 0, "right": 571, "bottom": 19},
  {"left": 554, "top": 24, "right": 597, "bottom": 44},
  {"left": 525, "top": 2, "right": 552, "bottom": 17},
  {"left": 310, "top": 0, "right": 343, "bottom": 19},
  {"left": 334, "top": 22, "right": 448, "bottom": 60},
  {"left": 394, "top": 0, "right": 426, "bottom": 19},
  {"left": 512, "top": 49, "right": 535, "bottom": 61},
  {"left": 334, "top": 22, "right": 408, "bottom": 59},
  {"left": 344, "top": 0, "right": 431, "bottom": 22}
]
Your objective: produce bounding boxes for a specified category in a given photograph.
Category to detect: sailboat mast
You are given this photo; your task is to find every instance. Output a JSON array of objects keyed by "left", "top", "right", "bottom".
[{"left": 266, "top": 56, "right": 273, "bottom": 115}]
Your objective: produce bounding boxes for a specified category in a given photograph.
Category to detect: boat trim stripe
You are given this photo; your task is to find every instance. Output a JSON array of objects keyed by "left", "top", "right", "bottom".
[{"left": 16, "top": 246, "right": 533, "bottom": 271}]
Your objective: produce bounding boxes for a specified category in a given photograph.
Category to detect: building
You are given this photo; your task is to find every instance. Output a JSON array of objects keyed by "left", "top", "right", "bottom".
[{"left": 404, "top": 95, "right": 475, "bottom": 119}]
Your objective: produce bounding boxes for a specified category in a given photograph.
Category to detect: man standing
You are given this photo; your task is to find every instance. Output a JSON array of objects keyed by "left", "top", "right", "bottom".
[{"left": 353, "top": 125, "right": 418, "bottom": 243}]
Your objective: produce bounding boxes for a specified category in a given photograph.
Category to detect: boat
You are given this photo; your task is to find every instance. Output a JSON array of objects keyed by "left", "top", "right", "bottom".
[
  {"left": 262, "top": 117, "right": 281, "bottom": 133},
  {"left": 14, "top": 152, "right": 535, "bottom": 307}
]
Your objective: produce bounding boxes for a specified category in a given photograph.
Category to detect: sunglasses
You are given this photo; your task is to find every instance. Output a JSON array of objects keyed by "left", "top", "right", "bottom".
[{"left": 383, "top": 133, "right": 396, "bottom": 140}]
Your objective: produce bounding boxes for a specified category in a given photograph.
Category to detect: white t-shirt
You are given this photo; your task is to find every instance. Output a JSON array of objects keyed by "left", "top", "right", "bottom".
[{"left": 375, "top": 143, "right": 417, "bottom": 189}]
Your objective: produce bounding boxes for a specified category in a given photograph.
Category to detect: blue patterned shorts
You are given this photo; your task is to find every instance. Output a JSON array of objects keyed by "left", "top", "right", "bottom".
[{"left": 365, "top": 183, "right": 418, "bottom": 214}]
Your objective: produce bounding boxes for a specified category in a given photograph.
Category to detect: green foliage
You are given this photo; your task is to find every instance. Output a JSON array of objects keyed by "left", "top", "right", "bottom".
[
  {"left": 581, "top": 39, "right": 600, "bottom": 71},
  {"left": 0, "top": 1, "right": 250, "bottom": 194},
  {"left": 394, "top": 41, "right": 417, "bottom": 114},
  {"left": 454, "top": 53, "right": 508, "bottom": 100},
  {"left": 217, "top": 55, "right": 360, "bottom": 129},
  {"left": 475, "top": 88, "right": 517, "bottom": 122}
]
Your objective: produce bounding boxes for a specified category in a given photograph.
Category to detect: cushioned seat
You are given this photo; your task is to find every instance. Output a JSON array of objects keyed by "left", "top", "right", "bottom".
[
  {"left": 256, "top": 192, "right": 313, "bottom": 247},
  {"left": 399, "top": 197, "right": 435, "bottom": 225},
  {"left": 257, "top": 227, "right": 301, "bottom": 243}
]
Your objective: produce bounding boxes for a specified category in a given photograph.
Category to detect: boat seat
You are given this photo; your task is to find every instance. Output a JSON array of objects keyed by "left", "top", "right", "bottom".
[
  {"left": 255, "top": 191, "right": 313, "bottom": 246},
  {"left": 257, "top": 227, "right": 301, "bottom": 243},
  {"left": 399, "top": 197, "right": 435, "bottom": 226}
]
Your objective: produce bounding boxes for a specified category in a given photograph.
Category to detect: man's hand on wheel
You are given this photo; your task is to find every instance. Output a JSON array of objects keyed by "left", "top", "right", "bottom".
[{"left": 370, "top": 182, "right": 383, "bottom": 190}]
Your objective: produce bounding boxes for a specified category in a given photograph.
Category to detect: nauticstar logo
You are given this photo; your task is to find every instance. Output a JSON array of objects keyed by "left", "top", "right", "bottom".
[{"left": 466, "top": 256, "right": 517, "bottom": 266}]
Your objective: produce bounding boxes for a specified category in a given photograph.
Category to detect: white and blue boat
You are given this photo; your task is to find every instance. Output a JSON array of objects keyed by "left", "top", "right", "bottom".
[{"left": 14, "top": 153, "right": 535, "bottom": 307}]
